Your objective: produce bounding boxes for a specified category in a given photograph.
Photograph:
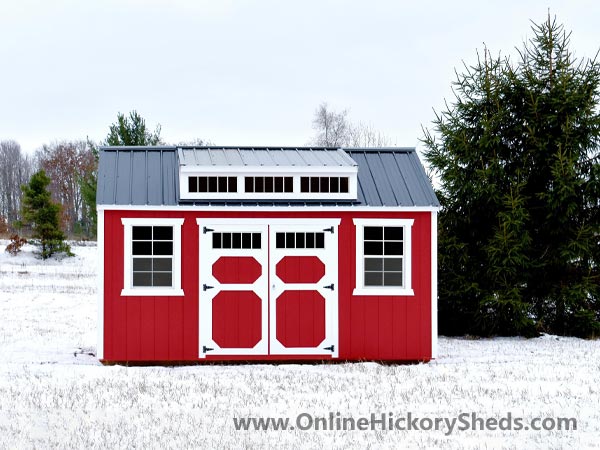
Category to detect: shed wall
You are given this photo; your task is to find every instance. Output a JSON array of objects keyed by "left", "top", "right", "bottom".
[{"left": 102, "top": 209, "right": 432, "bottom": 362}]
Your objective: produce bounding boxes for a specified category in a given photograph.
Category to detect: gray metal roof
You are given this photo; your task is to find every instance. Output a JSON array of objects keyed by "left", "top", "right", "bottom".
[
  {"left": 178, "top": 146, "right": 357, "bottom": 167},
  {"left": 97, "top": 146, "right": 439, "bottom": 208}
]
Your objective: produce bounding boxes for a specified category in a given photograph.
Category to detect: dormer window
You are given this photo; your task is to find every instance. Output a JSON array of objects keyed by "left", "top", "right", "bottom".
[
  {"left": 178, "top": 147, "right": 359, "bottom": 201},
  {"left": 189, "top": 176, "right": 237, "bottom": 193}
]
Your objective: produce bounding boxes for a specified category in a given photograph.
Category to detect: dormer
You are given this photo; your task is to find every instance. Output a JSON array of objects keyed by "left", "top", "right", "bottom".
[{"left": 178, "top": 147, "right": 358, "bottom": 201}]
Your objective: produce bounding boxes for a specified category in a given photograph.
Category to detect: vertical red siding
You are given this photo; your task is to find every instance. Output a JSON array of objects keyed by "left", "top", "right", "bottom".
[{"left": 102, "top": 209, "right": 433, "bottom": 362}]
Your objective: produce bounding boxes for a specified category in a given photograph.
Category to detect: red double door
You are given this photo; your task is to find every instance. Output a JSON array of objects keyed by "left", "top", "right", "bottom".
[{"left": 198, "top": 219, "right": 339, "bottom": 358}]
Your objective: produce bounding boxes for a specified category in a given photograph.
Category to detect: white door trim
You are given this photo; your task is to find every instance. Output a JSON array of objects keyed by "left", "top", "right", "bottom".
[
  {"left": 269, "top": 219, "right": 340, "bottom": 358},
  {"left": 197, "top": 221, "right": 269, "bottom": 358}
]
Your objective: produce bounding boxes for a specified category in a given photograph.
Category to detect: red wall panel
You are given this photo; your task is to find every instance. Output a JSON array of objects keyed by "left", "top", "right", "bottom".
[{"left": 102, "top": 209, "right": 433, "bottom": 362}]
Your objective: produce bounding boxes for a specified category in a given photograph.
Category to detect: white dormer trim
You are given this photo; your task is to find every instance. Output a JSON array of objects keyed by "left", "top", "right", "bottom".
[{"left": 179, "top": 166, "right": 358, "bottom": 201}]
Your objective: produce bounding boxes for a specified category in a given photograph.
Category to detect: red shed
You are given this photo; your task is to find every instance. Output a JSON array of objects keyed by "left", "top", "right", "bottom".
[{"left": 96, "top": 146, "right": 439, "bottom": 363}]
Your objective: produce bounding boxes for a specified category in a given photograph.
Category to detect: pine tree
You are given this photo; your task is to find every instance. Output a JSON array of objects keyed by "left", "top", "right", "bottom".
[
  {"left": 80, "top": 111, "right": 162, "bottom": 236},
  {"left": 21, "top": 170, "right": 72, "bottom": 259},
  {"left": 423, "top": 16, "right": 600, "bottom": 337}
]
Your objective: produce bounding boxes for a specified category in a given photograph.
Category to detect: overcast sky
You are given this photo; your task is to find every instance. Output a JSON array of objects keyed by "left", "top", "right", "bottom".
[{"left": 1, "top": 0, "right": 599, "bottom": 154}]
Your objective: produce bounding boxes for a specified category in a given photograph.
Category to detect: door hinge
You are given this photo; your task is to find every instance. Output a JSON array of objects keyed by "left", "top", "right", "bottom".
[
  {"left": 323, "top": 226, "right": 334, "bottom": 233},
  {"left": 323, "top": 283, "right": 335, "bottom": 291},
  {"left": 203, "top": 227, "right": 214, "bottom": 234},
  {"left": 202, "top": 345, "right": 214, "bottom": 353},
  {"left": 323, "top": 345, "right": 335, "bottom": 352},
  {"left": 203, "top": 284, "right": 214, "bottom": 291}
]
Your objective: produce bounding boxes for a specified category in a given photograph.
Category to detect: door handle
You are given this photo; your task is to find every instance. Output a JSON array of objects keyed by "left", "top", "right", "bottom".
[{"left": 323, "top": 283, "right": 334, "bottom": 291}]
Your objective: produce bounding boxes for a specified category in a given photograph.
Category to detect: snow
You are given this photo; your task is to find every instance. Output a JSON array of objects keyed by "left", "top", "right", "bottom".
[{"left": 0, "top": 241, "right": 598, "bottom": 449}]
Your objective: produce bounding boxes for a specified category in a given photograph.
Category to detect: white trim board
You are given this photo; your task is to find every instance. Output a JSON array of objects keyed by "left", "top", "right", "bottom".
[
  {"left": 431, "top": 210, "right": 438, "bottom": 359},
  {"left": 98, "top": 204, "right": 440, "bottom": 212},
  {"left": 97, "top": 209, "right": 105, "bottom": 360}
]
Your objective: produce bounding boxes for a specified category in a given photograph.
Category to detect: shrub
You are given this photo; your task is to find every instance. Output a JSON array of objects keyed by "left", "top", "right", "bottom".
[{"left": 5, "top": 234, "right": 27, "bottom": 256}]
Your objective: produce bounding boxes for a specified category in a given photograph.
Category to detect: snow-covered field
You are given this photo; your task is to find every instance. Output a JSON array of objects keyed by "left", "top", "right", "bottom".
[{"left": 0, "top": 241, "right": 598, "bottom": 449}]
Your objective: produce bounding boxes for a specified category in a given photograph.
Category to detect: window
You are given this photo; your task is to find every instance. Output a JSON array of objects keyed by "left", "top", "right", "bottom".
[
  {"left": 300, "top": 176, "right": 349, "bottom": 193},
  {"left": 353, "top": 218, "right": 414, "bottom": 296},
  {"left": 275, "top": 232, "right": 325, "bottom": 249},
  {"left": 245, "top": 176, "right": 293, "bottom": 193},
  {"left": 189, "top": 176, "right": 237, "bottom": 193},
  {"left": 212, "top": 232, "right": 261, "bottom": 249},
  {"left": 121, "top": 218, "right": 184, "bottom": 296}
]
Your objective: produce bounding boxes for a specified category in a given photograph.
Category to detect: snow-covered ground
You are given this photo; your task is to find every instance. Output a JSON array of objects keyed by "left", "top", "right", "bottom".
[{"left": 0, "top": 241, "right": 598, "bottom": 449}]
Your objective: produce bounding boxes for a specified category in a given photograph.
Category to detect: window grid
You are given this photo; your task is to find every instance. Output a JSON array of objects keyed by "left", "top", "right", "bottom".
[
  {"left": 363, "top": 226, "right": 404, "bottom": 287},
  {"left": 275, "top": 232, "right": 325, "bottom": 249},
  {"left": 131, "top": 226, "right": 174, "bottom": 287},
  {"left": 212, "top": 232, "right": 262, "bottom": 249},
  {"left": 244, "top": 176, "right": 293, "bottom": 193},
  {"left": 189, "top": 176, "right": 237, "bottom": 193},
  {"left": 300, "top": 176, "right": 349, "bottom": 193}
]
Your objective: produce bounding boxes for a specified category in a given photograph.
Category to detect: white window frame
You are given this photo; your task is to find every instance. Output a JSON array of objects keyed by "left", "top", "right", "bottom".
[
  {"left": 121, "top": 218, "right": 185, "bottom": 297},
  {"left": 179, "top": 165, "right": 358, "bottom": 201},
  {"left": 352, "top": 218, "right": 414, "bottom": 296}
]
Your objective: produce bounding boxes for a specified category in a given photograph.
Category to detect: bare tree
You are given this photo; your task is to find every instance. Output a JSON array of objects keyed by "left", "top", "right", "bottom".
[
  {"left": 311, "top": 103, "right": 351, "bottom": 147},
  {"left": 36, "top": 141, "right": 96, "bottom": 235},
  {"left": 311, "top": 102, "right": 393, "bottom": 147},
  {"left": 0, "top": 140, "right": 34, "bottom": 226},
  {"left": 348, "top": 121, "right": 395, "bottom": 147}
]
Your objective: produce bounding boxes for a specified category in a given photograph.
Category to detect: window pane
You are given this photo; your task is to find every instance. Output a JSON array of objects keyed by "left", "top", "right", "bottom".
[
  {"left": 199, "top": 176, "right": 208, "bottom": 192},
  {"left": 276, "top": 232, "right": 285, "bottom": 248},
  {"left": 300, "top": 177, "right": 309, "bottom": 192},
  {"left": 228, "top": 177, "right": 237, "bottom": 193},
  {"left": 222, "top": 233, "right": 231, "bottom": 248},
  {"left": 245, "top": 177, "right": 254, "bottom": 193},
  {"left": 153, "top": 272, "right": 172, "bottom": 287},
  {"left": 296, "top": 232, "right": 305, "bottom": 248},
  {"left": 208, "top": 177, "right": 218, "bottom": 192},
  {"left": 384, "top": 242, "right": 403, "bottom": 255},
  {"left": 217, "top": 177, "right": 226, "bottom": 192},
  {"left": 153, "top": 241, "right": 173, "bottom": 255},
  {"left": 255, "top": 177, "right": 264, "bottom": 192},
  {"left": 384, "top": 258, "right": 403, "bottom": 271},
  {"left": 364, "top": 258, "right": 383, "bottom": 271},
  {"left": 340, "top": 177, "right": 349, "bottom": 193},
  {"left": 316, "top": 232, "right": 325, "bottom": 248},
  {"left": 212, "top": 232, "right": 221, "bottom": 249},
  {"left": 305, "top": 232, "right": 315, "bottom": 248},
  {"left": 284, "top": 177, "right": 293, "bottom": 193},
  {"left": 132, "top": 226, "right": 152, "bottom": 240},
  {"left": 133, "top": 272, "right": 152, "bottom": 287},
  {"left": 153, "top": 226, "right": 172, "bottom": 240},
  {"left": 252, "top": 233, "right": 261, "bottom": 249},
  {"left": 384, "top": 272, "right": 403, "bottom": 286},
  {"left": 320, "top": 177, "right": 329, "bottom": 193},
  {"left": 242, "top": 233, "right": 251, "bottom": 249},
  {"left": 188, "top": 176, "right": 198, "bottom": 193},
  {"left": 153, "top": 258, "right": 172, "bottom": 271},
  {"left": 274, "top": 177, "right": 283, "bottom": 192},
  {"left": 232, "top": 233, "right": 242, "bottom": 249},
  {"left": 384, "top": 227, "right": 403, "bottom": 241},
  {"left": 364, "top": 241, "right": 383, "bottom": 255},
  {"left": 330, "top": 177, "right": 339, "bottom": 193},
  {"left": 265, "top": 177, "right": 273, "bottom": 192},
  {"left": 364, "top": 226, "right": 383, "bottom": 241},
  {"left": 133, "top": 241, "right": 152, "bottom": 255},
  {"left": 365, "top": 272, "right": 383, "bottom": 286},
  {"left": 286, "top": 232, "right": 295, "bottom": 248},
  {"left": 310, "top": 177, "right": 319, "bottom": 192},
  {"left": 133, "top": 258, "right": 152, "bottom": 271}
]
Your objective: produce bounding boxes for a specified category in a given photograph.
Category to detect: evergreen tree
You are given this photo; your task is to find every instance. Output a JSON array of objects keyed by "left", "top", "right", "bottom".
[
  {"left": 21, "top": 170, "right": 72, "bottom": 259},
  {"left": 81, "top": 111, "right": 162, "bottom": 235},
  {"left": 422, "top": 16, "right": 600, "bottom": 337}
]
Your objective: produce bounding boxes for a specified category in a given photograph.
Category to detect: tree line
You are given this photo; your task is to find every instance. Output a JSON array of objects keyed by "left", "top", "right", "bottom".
[{"left": 2, "top": 14, "right": 598, "bottom": 337}]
